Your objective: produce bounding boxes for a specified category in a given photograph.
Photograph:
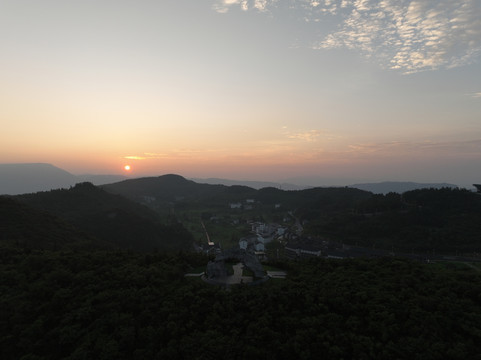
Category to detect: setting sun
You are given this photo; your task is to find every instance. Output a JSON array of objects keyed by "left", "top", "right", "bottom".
[{"left": 124, "top": 165, "right": 131, "bottom": 171}]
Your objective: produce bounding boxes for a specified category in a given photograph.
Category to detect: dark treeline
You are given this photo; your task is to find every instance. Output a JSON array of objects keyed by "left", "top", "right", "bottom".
[
  {"left": 301, "top": 188, "right": 481, "bottom": 254},
  {"left": 2, "top": 247, "right": 481, "bottom": 359},
  {"left": 9, "top": 183, "right": 194, "bottom": 252},
  {"left": 0, "top": 196, "right": 99, "bottom": 251},
  {"left": 103, "top": 176, "right": 481, "bottom": 255}
]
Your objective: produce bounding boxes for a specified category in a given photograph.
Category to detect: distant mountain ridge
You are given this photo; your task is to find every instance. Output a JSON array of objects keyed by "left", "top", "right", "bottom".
[
  {"left": 190, "top": 177, "right": 306, "bottom": 190},
  {"left": 1, "top": 163, "right": 464, "bottom": 197},
  {"left": 0, "top": 163, "right": 127, "bottom": 195},
  {"left": 0, "top": 163, "right": 78, "bottom": 195},
  {"left": 349, "top": 181, "right": 458, "bottom": 194},
  {"left": 101, "top": 174, "right": 227, "bottom": 203},
  {"left": 76, "top": 174, "right": 127, "bottom": 185},
  {"left": 101, "top": 174, "right": 372, "bottom": 212}
]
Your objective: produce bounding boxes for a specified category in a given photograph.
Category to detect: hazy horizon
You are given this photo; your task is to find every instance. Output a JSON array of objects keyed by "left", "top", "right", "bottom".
[
  {"left": 1, "top": 1, "right": 480, "bottom": 187},
  {"left": 0, "top": 162, "right": 472, "bottom": 192}
]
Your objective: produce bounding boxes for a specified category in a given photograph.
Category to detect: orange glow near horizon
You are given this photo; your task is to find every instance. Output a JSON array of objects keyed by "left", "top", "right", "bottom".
[{"left": 0, "top": 1, "right": 479, "bottom": 189}]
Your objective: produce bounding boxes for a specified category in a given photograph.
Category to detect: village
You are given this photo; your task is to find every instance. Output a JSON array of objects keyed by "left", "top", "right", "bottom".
[{"left": 191, "top": 194, "right": 481, "bottom": 274}]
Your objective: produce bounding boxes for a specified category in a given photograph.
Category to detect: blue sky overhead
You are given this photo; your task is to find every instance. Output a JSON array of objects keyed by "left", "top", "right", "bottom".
[{"left": 1, "top": 0, "right": 480, "bottom": 186}]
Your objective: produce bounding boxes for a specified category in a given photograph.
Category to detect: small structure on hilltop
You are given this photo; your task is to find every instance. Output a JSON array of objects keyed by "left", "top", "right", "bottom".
[
  {"left": 206, "top": 259, "right": 227, "bottom": 279},
  {"left": 205, "top": 247, "right": 267, "bottom": 285}
]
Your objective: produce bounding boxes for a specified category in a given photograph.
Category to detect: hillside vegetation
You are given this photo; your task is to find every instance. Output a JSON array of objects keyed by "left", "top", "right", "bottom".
[
  {"left": 302, "top": 188, "right": 481, "bottom": 254},
  {"left": 3, "top": 176, "right": 481, "bottom": 359},
  {"left": 1, "top": 249, "right": 480, "bottom": 359},
  {"left": 103, "top": 175, "right": 481, "bottom": 254},
  {"left": 14, "top": 182, "right": 193, "bottom": 252},
  {"left": 0, "top": 196, "right": 99, "bottom": 251}
]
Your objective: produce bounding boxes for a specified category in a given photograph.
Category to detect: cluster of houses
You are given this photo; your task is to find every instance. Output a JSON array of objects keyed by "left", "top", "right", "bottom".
[
  {"left": 229, "top": 199, "right": 282, "bottom": 211},
  {"left": 251, "top": 222, "right": 286, "bottom": 238},
  {"left": 200, "top": 197, "right": 318, "bottom": 261},
  {"left": 197, "top": 211, "right": 289, "bottom": 259},
  {"left": 237, "top": 222, "right": 287, "bottom": 261},
  {"left": 239, "top": 236, "right": 264, "bottom": 252},
  {"left": 229, "top": 198, "right": 255, "bottom": 210},
  {"left": 283, "top": 237, "right": 439, "bottom": 261}
]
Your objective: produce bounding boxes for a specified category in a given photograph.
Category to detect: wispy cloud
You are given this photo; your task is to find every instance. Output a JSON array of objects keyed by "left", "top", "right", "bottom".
[
  {"left": 124, "top": 153, "right": 168, "bottom": 160},
  {"left": 469, "top": 92, "right": 481, "bottom": 98},
  {"left": 287, "top": 129, "right": 323, "bottom": 142},
  {"left": 317, "top": 0, "right": 481, "bottom": 73},
  {"left": 123, "top": 149, "right": 226, "bottom": 162},
  {"left": 213, "top": 0, "right": 270, "bottom": 13},
  {"left": 347, "top": 139, "right": 481, "bottom": 156},
  {"left": 124, "top": 156, "right": 147, "bottom": 160},
  {"left": 213, "top": 0, "right": 481, "bottom": 73}
]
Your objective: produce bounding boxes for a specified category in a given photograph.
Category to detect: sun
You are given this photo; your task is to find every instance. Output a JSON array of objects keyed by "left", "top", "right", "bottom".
[{"left": 124, "top": 165, "right": 131, "bottom": 171}]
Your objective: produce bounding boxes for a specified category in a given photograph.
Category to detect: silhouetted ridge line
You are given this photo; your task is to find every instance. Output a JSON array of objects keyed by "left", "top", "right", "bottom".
[{"left": 14, "top": 182, "right": 193, "bottom": 252}]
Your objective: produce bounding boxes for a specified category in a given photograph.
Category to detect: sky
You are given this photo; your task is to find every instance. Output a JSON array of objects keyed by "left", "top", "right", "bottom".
[{"left": 1, "top": 0, "right": 480, "bottom": 187}]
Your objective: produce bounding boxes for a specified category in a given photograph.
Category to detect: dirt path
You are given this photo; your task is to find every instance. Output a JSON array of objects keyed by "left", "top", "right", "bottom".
[{"left": 462, "top": 262, "right": 481, "bottom": 272}]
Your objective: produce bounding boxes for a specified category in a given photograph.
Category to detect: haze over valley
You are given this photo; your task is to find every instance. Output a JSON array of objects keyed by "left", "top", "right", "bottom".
[{"left": 0, "top": 162, "right": 463, "bottom": 196}]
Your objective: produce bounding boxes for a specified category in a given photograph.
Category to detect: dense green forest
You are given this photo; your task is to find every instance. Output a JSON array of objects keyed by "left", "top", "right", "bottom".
[
  {"left": 0, "top": 196, "right": 99, "bottom": 251},
  {"left": 3, "top": 181, "right": 481, "bottom": 358},
  {"left": 1, "top": 246, "right": 481, "bottom": 359},
  {"left": 301, "top": 188, "right": 481, "bottom": 254},
  {"left": 101, "top": 175, "right": 372, "bottom": 211},
  {"left": 12, "top": 183, "right": 194, "bottom": 252},
  {"left": 101, "top": 176, "right": 481, "bottom": 254}
]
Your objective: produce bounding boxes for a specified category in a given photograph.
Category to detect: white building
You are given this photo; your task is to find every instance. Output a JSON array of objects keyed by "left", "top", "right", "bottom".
[
  {"left": 255, "top": 242, "right": 265, "bottom": 252},
  {"left": 239, "top": 238, "right": 248, "bottom": 250},
  {"left": 230, "top": 202, "right": 242, "bottom": 209}
]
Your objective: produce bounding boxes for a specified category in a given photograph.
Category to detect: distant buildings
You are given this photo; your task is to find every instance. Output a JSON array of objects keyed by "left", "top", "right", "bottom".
[
  {"left": 229, "top": 199, "right": 257, "bottom": 210},
  {"left": 197, "top": 242, "right": 221, "bottom": 255},
  {"left": 239, "top": 235, "right": 265, "bottom": 260},
  {"left": 141, "top": 195, "right": 156, "bottom": 204},
  {"left": 285, "top": 243, "right": 322, "bottom": 259},
  {"left": 206, "top": 247, "right": 267, "bottom": 282},
  {"left": 284, "top": 238, "right": 411, "bottom": 261},
  {"left": 239, "top": 238, "right": 248, "bottom": 250},
  {"left": 251, "top": 222, "right": 281, "bottom": 238}
]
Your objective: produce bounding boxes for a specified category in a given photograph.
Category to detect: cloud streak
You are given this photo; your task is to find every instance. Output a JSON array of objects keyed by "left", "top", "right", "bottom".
[
  {"left": 286, "top": 129, "right": 324, "bottom": 142},
  {"left": 124, "top": 153, "right": 169, "bottom": 160},
  {"left": 213, "top": 0, "right": 481, "bottom": 73},
  {"left": 347, "top": 139, "right": 481, "bottom": 157},
  {"left": 213, "top": 0, "right": 270, "bottom": 13}
]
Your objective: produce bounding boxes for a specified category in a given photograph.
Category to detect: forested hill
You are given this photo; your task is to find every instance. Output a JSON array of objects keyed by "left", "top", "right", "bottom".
[
  {"left": 0, "top": 196, "right": 100, "bottom": 251},
  {"left": 302, "top": 187, "right": 481, "bottom": 254},
  {"left": 100, "top": 175, "right": 481, "bottom": 254},
  {"left": 349, "top": 181, "right": 457, "bottom": 194},
  {"left": 101, "top": 174, "right": 229, "bottom": 202},
  {"left": 14, "top": 183, "right": 193, "bottom": 252},
  {"left": 2, "top": 251, "right": 481, "bottom": 359},
  {"left": 101, "top": 174, "right": 371, "bottom": 208}
]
